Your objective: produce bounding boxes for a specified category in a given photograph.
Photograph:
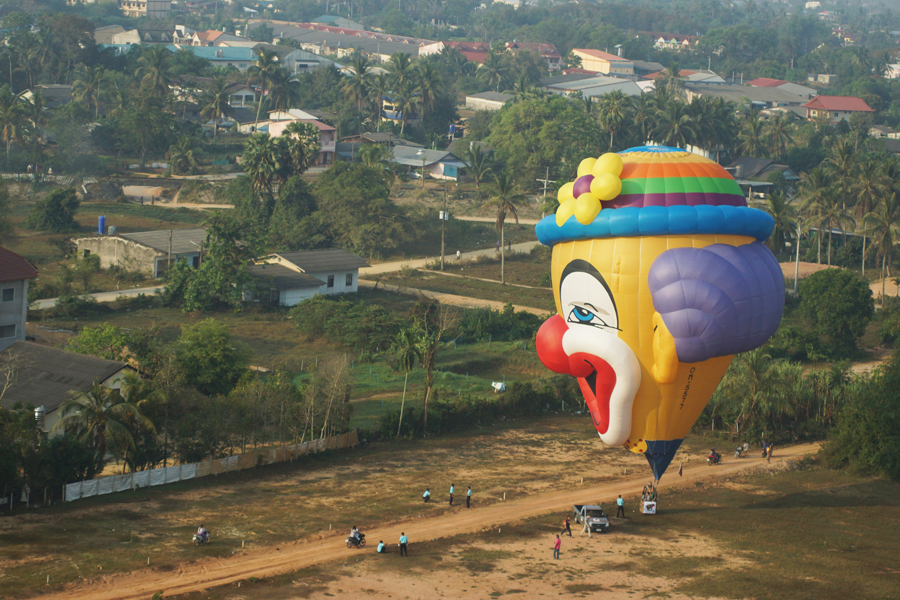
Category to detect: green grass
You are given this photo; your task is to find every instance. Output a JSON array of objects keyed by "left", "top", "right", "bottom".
[
  {"left": 372, "top": 270, "right": 555, "bottom": 312},
  {"left": 424, "top": 251, "right": 551, "bottom": 288}
]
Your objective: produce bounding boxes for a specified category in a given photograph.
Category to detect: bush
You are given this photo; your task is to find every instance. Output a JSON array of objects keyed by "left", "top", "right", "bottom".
[
  {"left": 457, "top": 303, "right": 542, "bottom": 342},
  {"left": 24, "top": 188, "right": 80, "bottom": 232},
  {"left": 47, "top": 293, "right": 108, "bottom": 318},
  {"left": 289, "top": 295, "right": 401, "bottom": 353},
  {"left": 798, "top": 268, "right": 874, "bottom": 358}
]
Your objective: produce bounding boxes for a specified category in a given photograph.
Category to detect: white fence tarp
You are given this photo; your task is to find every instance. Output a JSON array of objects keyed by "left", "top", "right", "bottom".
[{"left": 63, "top": 430, "right": 358, "bottom": 502}]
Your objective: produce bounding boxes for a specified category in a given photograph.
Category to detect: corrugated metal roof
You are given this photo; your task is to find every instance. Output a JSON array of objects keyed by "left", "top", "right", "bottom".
[
  {"left": 117, "top": 228, "right": 208, "bottom": 255},
  {"left": 248, "top": 264, "right": 323, "bottom": 289},
  {"left": 391, "top": 147, "right": 466, "bottom": 167},
  {"left": 0, "top": 247, "right": 38, "bottom": 283},
  {"left": 272, "top": 249, "right": 370, "bottom": 273},
  {"left": 467, "top": 91, "right": 515, "bottom": 103},
  {"left": 0, "top": 342, "right": 128, "bottom": 415}
]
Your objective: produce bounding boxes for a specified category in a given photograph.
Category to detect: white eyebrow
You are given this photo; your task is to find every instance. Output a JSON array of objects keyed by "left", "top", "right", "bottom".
[{"left": 567, "top": 301, "right": 611, "bottom": 316}]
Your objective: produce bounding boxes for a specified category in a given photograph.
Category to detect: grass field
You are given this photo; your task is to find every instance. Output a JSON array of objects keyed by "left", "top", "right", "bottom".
[
  {"left": 424, "top": 252, "right": 552, "bottom": 288},
  {"left": 1, "top": 416, "right": 896, "bottom": 599}
]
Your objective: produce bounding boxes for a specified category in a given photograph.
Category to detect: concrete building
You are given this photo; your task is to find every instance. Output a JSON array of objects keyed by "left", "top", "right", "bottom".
[
  {"left": 269, "top": 23, "right": 427, "bottom": 62},
  {"left": 0, "top": 342, "right": 129, "bottom": 434},
  {"left": 684, "top": 83, "right": 810, "bottom": 110},
  {"left": 391, "top": 147, "right": 467, "bottom": 181},
  {"left": 802, "top": 96, "right": 874, "bottom": 122},
  {"left": 267, "top": 112, "right": 336, "bottom": 166},
  {"left": 465, "top": 91, "right": 514, "bottom": 111},
  {"left": 75, "top": 228, "right": 207, "bottom": 278},
  {"left": 118, "top": 0, "right": 170, "bottom": 19},
  {"left": 571, "top": 49, "right": 634, "bottom": 75},
  {"left": 248, "top": 249, "right": 370, "bottom": 306},
  {"left": 543, "top": 74, "right": 643, "bottom": 98},
  {"left": 0, "top": 248, "right": 38, "bottom": 352}
]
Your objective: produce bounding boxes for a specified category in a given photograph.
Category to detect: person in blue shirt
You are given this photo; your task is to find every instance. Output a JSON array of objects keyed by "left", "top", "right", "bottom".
[
  {"left": 449, "top": 484, "right": 455, "bottom": 505},
  {"left": 616, "top": 495, "right": 625, "bottom": 518},
  {"left": 399, "top": 533, "right": 408, "bottom": 556},
  {"left": 423, "top": 489, "right": 431, "bottom": 502},
  {"left": 466, "top": 486, "right": 472, "bottom": 508},
  {"left": 377, "top": 540, "right": 385, "bottom": 553}
]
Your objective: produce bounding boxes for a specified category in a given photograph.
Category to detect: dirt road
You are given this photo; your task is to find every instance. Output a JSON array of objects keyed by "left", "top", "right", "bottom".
[
  {"left": 357, "top": 279, "right": 550, "bottom": 315},
  {"left": 38, "top": 442, "right": 820, "bottom": 600}
]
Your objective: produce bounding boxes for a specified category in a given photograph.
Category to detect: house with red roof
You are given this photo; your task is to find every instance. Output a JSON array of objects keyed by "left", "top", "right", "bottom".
[
  {"left": 0, "top": 248, "right": 38, "bottom": 351},
  {"left": 802, "top": 96, "right": 874, "bottom": 121},
  {"left": 505, "top": 42, "right": 562, "bottom": 71},
  {"left": 571, "top": 49, "right": 634, "bottom": 75},
  {"left": 746, "top": 77, "right": 787, "bottom": 87},
  {"left": 267, "top": 110, "right": 336, "bottom": 165}
]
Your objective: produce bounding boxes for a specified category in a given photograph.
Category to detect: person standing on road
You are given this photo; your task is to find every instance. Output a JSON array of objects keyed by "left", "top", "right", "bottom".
[
  {"left": 580, "top": 516, "right": 591, "bottom": 538},
  {"left": 449, "top": 483, "right": 455, "bottom": 505},
  {"left": 561, "top": 516, "right": 572, "bottom": 537},
  {"left": 466, "top": 486, "right": 472, "bottom": 508},
  {"left": 399, "top": 533, "right": 408, "bottom": 556},
  {"left": 767, "top": 444, "right": 774, "bottom": 463},
  {"left": 456, "top": 249, "right": 461, "bottom": 261},
  {"left": 553, "top": 535, "right": 561, "bottom": 559},
  {"left": 616, "top": 495, "right": 625, "bottom": 518},
  {"left": 495, "top": 241, "right": 500, "bottom": 253}
]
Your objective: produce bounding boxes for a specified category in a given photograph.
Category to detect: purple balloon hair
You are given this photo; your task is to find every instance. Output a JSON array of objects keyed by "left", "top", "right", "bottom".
[
  {"left": 647, "top": 242, "right": 784, "bottom": 363},
  {"left": 573, "top": 175, "right": 594, "bottom": 197}
]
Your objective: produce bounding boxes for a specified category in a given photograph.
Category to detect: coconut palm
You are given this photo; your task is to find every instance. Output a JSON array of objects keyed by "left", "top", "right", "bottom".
[
  {"left": 343, "top": 51, "right": 372, "bottom": 114},
  {"left": 247, "top": 49, "right": 280, "bottom": 130},
  {"left": 825, "top": 137, "right": 856, "bottom": 207},
  {"left": 393, "top": 78, "right": 419, "bottom": 134},
  {"left": 765, "top": 112, "right": 794, "bottom": 160},
  {"left": 416, "top": 61, "right": 442, "bottom": 120},
  {"left": 72, "top": 65, "right": 107, "bottom": 119},
  {"left": 369, "top": 72, "right": 391, "bottom": 129},
  {"left": 803, "top": 183, "right": 855, "bottom": 267},
  {"left": 281, "top": 120, "right": 321, "bottom": 176},
  {"left": 478, "top": 51, "right": 509, "bottom": 93},
  {"left": 464, "top": 143, "right": 493, "bottom": 198},
  {"left": 653, "top": 99, "right": 695, "bottom": 148},
  {"left": 484, "top": 172, "right": 525, "bottom": 284},
  {"left": 599, "top": 90, "right": 631, "bottom": 151},
  {"left": 20, "top": 90, "right": 49, "bottom": 166},
  {"left": 51, "top": 381, "right": 155, "bottom": 468},
  {"left": 391, "top": 327, "right": 421, "bottom": 437},
  {"left": 387, "top": 52, "right": 414, "bottom": 87},
  {"left": 265, "top": 67, "right": 301, "bottom": 112},
  {"left": 763, "top": 191, "right": 796, "bottom": 255},
  {"left": 357, "top": 142, "right": 391, "bottom": 168},
  {"left": 660, "top": 62, "right": 686, "bottom": 97},
  {"left": 850, "top": 157, "right": 891, "bottom": 275},
  {"left": 631, "top": 93, "right": 655, "bottom": 145},
  {"left": 166, "top": 136, "right": 199, "bottom": 175},
  {"left": 863, "top": 192, "right": 900, "bottom": 303},
  {"left": 135, "top": 46, "right": 173, "bottom": 98},
  {"left": 0, "top": 85, "right": 24, "bottom": 166},
  {"left": 798, "top": 167, "right": 833, "bottom": 264},
  {"left": 737, "top": 117, "right": 767, "bottom": 157},
  {"left": 199, "top": 77, "right": 236, "bottom": 143}
]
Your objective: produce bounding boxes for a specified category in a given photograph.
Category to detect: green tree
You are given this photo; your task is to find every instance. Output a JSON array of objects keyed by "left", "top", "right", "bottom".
[
  {"left": 247, "top": 49, "right": 280, "bottom": 129},
  {"left": 652, "top": 99, "right": 696, "bottom": 149},
  {"left": 265, "top": 67, "right": 301, "bottom": 112},
  {"left": 863, "top": 192, "right": 900, "bottom": 303},
  {"left": 343, "top": 51, "right": 372, "bottom": 114},
  {"left": 166, "top": 136, "right": 200, "bottom": 176},
  {"left": 0, "top": 84, "right": 24, "bottom": 165},
  {"left": 483, "top": 172, "right": 524, "bottom": 285},
  {"left": 463, "top": 143, "right": 493, "bottom": 198},
  {"left": 24, "top": 187, "right": 79, "bottom": 232},
  {"left": 174, "top": 319, "right": 250, "bottom": 397},
  {"left": 391, "top": 327, "right": 421, "bottom": 437},
  {"left": 72, "top": 65, "right": 106, "bottom": 119},
  {"left": 763, "top": 191, "right": 796, "bottom": 256},
  {"left": 799, "top": 268, "right": 874, "bottom": 356},
  {"left": 598, "top": 90, "right": 631, "bottom": 151},
  {"left": 199, "top": 77, "right": 236, "bottom": 143},
  {"left": 135, "top": 46, "right": 172, "bottom": 98},
  {"left": 68, "top": 323, "right": 130, "bottom": 360}
]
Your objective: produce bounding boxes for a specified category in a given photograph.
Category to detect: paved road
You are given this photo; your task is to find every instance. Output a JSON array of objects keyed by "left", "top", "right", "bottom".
[
  {"left": 361, "top": 240, "right": 542, "bottom": 276},
  {"left": 31, "top": 286, "right": 164, "bottom": 310},
  {"left": 36, "top": 442, "right": 821, "bottom": 600}
]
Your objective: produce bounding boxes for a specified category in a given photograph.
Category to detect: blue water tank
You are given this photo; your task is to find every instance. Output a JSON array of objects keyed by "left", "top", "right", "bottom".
[{"left": 98, "top": 215, "right": 105, "bottom": 234}]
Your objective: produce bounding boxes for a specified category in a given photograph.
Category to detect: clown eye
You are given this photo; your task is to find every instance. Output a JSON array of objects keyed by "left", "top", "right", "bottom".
[{"left": 567, "top": 305, "right": 617, "bottom": 330}]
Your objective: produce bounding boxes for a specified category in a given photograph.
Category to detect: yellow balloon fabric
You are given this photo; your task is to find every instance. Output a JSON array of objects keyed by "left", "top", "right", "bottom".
[
  {"left": 577, "top": 157, "right": 597, "bottom": 177},
  {"left": 573, "top": 193, "right": 601, "bottom": 225},
  {"left": 549, "top": 234, "right": 754, "bottom": 452},
  {"left": 555, "top": 197, "right": 577, "bottom": 226},
  {"left": 557, "top": 181, "right": 575, "bottom": 203},
  {"left": 592, "top": 152, "right": 624, "bottom": 178},
  {"left": 590, "top": 172, "right": 623, "bottom": 201}
]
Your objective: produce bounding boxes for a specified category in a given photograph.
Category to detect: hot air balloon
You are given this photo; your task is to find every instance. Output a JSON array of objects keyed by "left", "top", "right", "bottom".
[{"left": 535, "top": 146, "right": 784, "bottom": 481}]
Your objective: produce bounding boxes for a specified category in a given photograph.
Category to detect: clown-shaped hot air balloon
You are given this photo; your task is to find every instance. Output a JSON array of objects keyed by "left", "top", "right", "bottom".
[{"left": 535, "top": 146, "right": 784, "bottom": 481}]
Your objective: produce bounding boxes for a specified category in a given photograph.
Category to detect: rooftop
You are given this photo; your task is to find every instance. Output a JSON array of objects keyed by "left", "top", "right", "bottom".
[
  {"left": 115, "top": 228, "right": 208, "bottom": 254},
  {"left": 802, "top": 95, "right": 874, "bottom": 112},
  {"left": 272, "top": 249, "right": 370, "bottom": 273},
  {"left": 572, "top": 48, "right": 630, "bottom": 62},
  {"left": 466, "top": 91, "right": 515, "bottom": 103},
  {"left": 247, "top": 263, "right": 323, "bottom": 289},
  {"left": 0, "top": 342, "right": 128, "bottom": 415},
  {"left": 746, "top": 77, "right": 788, "bottom": 87},
  {"left": 0, "top": 247, "right": 38, "bottom": 283},
  {"left": 391, "top": 147, "right": 467, "bottom": 168},
  {"left": 685, "top": 83, "right": 810, "bottom": 105}
]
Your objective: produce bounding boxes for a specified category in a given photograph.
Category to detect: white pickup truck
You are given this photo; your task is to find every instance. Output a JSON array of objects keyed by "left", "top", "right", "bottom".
[{"left": 573, "top": 504, "right": 610, "bottom": 533}]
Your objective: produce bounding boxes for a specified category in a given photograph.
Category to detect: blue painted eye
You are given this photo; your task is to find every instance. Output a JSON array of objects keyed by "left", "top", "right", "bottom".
[
  {"left": 566, "top": 305, "right": 617, "bottom": 330},
  {"left": 573, "top": 307, "right": 594, "bottom": 322}
]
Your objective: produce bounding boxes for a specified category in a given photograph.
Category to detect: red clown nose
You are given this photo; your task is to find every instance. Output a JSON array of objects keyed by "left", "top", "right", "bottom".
[{"left": 536, "top": 315, "right": 570, "bottom": 374}]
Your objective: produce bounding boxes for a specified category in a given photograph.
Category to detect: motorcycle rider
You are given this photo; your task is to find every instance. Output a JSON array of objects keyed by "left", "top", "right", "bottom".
[
  {"left": 708, "top": 448, "right": 721, "bottom": 464},
  {"left": 196, "top": 524, "right": 209, "bottom": 543}
]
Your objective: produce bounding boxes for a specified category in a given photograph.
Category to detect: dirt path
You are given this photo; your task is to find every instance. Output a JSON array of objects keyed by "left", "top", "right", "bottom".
[
  {"left": 358, "top": 279, "right": 550, "bottom": 315},
  {"left": 38, "top": 443, "right": 820, "bottom": 600}
]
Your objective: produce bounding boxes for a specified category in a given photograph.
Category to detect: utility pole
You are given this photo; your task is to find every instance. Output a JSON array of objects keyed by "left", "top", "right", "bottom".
[
  {"left": 440, "top": 185, "right": 449, "bottom": 271},
  {"left": 536, "top": 167, "right": 556, "bottom": 216},
  {"left": 794, "top": 221, "right": 801, "bottom": 295}
]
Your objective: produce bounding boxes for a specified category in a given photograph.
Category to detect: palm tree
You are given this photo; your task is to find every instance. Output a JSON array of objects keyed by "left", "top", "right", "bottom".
[
  {"left": 242, "top": 132, "right": 281, "bottom": 196},
  {"left": 825, "top": 137, "right": 856, "bottom": 207},
  {"left": 199, "top": 77, "right": 236, "bottom": 143},
  {"left": 660, "top": 62, "right": 686, "bottom": 97},
  {"left": 369, "top": 73, "right": 391, "bottom": 130},
  {"left": 391, "top": 327, "right": 421, "bottom": 437},
  {"left": 21, "top": 90, "right": 49, "bottom": 167},
  {"left": 765, "top": 112, "right": 794, "bottom": 161},
  {"left": 850, "top": 157, "right": 890, "bottom": 275},
  {"left": 631, "top": 93, "right": 655, "bottom": 145},
  {"left": 863, "top": 193, "right": 900, "bottom": 303},
  {"left": 464, "top": 143, "right": 493, "bottom": 198},
  {"left": 416, "top": 61, "right": 442, "bottom": 120},
  {"left": 281, "top": 120, "right": 321, "bottom": 176},
  {"left": 343, "top": 51, "right": 372, "bottom": 114},
  {"left": 478, "top": 51, "right": 509, "bottom": 92},
  {"left": 51, "top": 381, "right": 155, "bottom": 469},
  {"left": 809, "top": 189, "right": 855, "bottom": 266},
  {"left": 763, "top": 191, "right": 796, "bottom": 255},
  {"left": 653, "top": 100, "right": 695, "bottom": 148},
  {"left": 135, "top": 46, "right": 172, "bottom": 98},
  {"left": 484, "top": 172, "right": 525, "bottom": 284},
  {"left": 737, "top": 117, "right": 767, "bottom": 157},
  {"left": 166, "top": 136, "right": 199, "bottom": 175},
  {"left": 72, "top": 65, "right": 107, "bottom": 119},
  {"left": 265, "top": 67, "right": 301, "bottom": 112},
  {"left": 393, "top": 78, "right": 419, "bottom": 134},
  {"left": 599, "top": 90, "right": 631, "bottom": 151},
  {"left": 357, "top": 142, "right": 391, "bottom": 168},
  {"left": 387, "top": 52, "right": 414, "bottom": 87},
  {"left": 247, "top": 49, "right": 280, "bottom": 130},
  {"left": 798, "top": 167, "right": 833, "bottom": 264},
  {"left": 0, "top": 85, "right": 24, "bottom": 167}
]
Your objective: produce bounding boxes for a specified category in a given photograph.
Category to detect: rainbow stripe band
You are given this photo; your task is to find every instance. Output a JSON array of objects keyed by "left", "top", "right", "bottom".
[{"left": 536, "top": 205, "right": 775, "bottom": 245}]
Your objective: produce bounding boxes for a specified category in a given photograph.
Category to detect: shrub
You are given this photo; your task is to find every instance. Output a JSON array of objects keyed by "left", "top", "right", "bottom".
[
  {"left": 289, "top": 295, "right": 401, "bottom": 353},
  {"left": 24, "top": 188, "right": 80, "bottom": 232},
  {"left": 457, "top": 303, "right": 542, "bottom": 342}
]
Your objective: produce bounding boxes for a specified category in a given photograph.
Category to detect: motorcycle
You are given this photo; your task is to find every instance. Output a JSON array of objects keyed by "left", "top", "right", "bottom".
[
  {"left": 346, "top": 533, "right": 366, "bottom": 548},
  {"left": 193, "top": 533, "right": 210, "bottom": 545},
  {"left": 734, "top": 447, "right": 744, "bottom": 459},
  {"left": 707, "top": 452, "right": 721, "bottom": 466}
]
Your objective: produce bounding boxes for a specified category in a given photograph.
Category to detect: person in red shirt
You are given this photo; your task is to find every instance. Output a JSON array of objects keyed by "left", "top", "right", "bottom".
[{"left": 553, "top": 535, "right": 561, "bottom": 559}]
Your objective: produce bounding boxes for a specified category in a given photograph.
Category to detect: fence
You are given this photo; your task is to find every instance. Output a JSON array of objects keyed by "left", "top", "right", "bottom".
[{"left": 63, "top": 430, "right": 358, "bottom": 503}]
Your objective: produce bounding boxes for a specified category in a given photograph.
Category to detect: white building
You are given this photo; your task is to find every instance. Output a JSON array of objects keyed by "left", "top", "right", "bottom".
[
  {"left": 0, "top": 248, "right": 37, "bottom": 351},
  {"left": 247, "top": 249, "right": 370, "bottom": 306}
]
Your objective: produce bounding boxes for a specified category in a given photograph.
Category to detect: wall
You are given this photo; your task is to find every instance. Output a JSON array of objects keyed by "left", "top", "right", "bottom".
[
  {"left": 76, "top": 237, "right": 160, "bottom": 274},
  {"left": 278, "top": 286, "right": 320, "bottom": 306},
  {"left": 308, "top": 269, "right": 359, "bottom": 295},
  {"left": 465, "top": 97, "right": 506, "bottom": 111},
  {"left": 0, "top": 279, "right": 28, "bottom": 351}
]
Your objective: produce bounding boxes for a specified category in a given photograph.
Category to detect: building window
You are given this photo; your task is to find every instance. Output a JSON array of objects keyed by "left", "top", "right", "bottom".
[
  {"left": 0, "top": 324, "right": 15, "bottom": 338},
  {"left": 83, "top": 249, "right": 91, "bottom": 258},
  {"left": 1, "top": 288, "right": 13, "bottom": 302},
  {"left": 327, "top": 275, "right": 335, "bottom": 288},
  {"left": 346, "top": 273, "right": 353, "bottom": 286}
]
